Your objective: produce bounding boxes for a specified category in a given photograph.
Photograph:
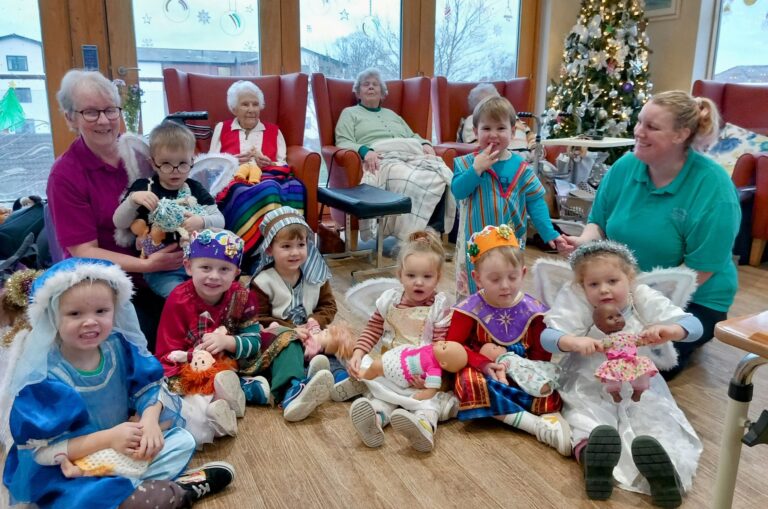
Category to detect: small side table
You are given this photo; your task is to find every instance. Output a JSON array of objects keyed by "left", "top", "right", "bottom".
[{"left": 712, "top": 311, "right": 768, "bottom": 509}]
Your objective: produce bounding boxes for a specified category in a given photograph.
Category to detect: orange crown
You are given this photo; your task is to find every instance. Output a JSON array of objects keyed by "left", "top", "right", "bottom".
[{"left": 467, "top": 224, "right": 520, "bottom": 263}]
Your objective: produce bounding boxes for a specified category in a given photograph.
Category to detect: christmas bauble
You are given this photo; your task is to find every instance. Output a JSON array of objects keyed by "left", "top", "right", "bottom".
[
  {"left": 598, "top": 109, "right": 608, "bottom": 120},
  {"left": 638, "top": 91, "right": 646, "bottom": 101},
  {"left": 621, "top": 81, "right": 635, "bottom": 93},
  {"left": 609, "top": 89, "right": 618, "bottom": 99}
]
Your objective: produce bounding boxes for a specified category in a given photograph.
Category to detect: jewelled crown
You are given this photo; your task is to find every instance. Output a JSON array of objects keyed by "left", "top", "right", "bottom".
[{"left": 185, "top": 229, "right": 245, "bottom": 267}]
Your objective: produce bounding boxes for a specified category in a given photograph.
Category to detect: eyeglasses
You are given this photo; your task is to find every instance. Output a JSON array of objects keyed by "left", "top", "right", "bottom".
[
  {"left": 152, "top": 158, "right": 192, "bottom": 174},
  {"left": 75, "top": 107, "right": 122, "bottom": 122}
]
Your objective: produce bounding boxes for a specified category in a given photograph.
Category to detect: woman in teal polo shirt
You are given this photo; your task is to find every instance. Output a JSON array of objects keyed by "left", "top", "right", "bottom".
[{"left": 561, "top": 90, "right": 741, "bottom": 379}]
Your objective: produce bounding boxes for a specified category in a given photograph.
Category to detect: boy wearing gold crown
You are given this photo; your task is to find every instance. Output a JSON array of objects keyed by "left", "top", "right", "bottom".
[{"left": 446, "top": 224, "right": 571, "bottom": 455}]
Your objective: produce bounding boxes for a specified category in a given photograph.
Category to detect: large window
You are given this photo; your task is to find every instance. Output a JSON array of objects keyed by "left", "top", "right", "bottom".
[
  {"left": 711, "top": 0, "right": 768, "bottom": 83},
  {"left": 0, "top": 2, "right": 54, "bottom": 204},
  {"left": 131, "top": 0, "right": 261, "bottom": 132},
  {"left": 434, "top": 0, "right": 521, "bottom": 81},
  {"left": 6, "top": 55, "right": 28, "bottom": 72}
]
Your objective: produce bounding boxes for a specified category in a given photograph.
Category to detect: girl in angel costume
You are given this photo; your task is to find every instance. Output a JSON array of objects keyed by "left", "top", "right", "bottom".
[
  {"left": 345, "top": 230, "right": 459, "bottom": 453},
  {"left": 536, "top": 240, "right": 703, "bottom": 508}
]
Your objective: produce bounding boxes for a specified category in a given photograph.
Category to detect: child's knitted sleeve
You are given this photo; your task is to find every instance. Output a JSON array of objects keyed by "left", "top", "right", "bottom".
[{"left": 355, "top": 311, "right": 384, "bottom": 353}]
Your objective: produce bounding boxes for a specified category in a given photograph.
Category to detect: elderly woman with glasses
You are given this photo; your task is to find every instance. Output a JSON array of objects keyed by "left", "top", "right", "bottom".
[
  {"left": 335, "top": 68, "right": 455, "bottom": 241},
  {"left": 47, "top": 69, "right": 182, "bottom": 348}
]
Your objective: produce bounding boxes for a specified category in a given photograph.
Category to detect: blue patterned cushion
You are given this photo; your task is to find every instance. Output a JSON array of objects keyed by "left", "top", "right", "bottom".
[{"left": 706, "top": 122, "right": 768, "bottom": 176}]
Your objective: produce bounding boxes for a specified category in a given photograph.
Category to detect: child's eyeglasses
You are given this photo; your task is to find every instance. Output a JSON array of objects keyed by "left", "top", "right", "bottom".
[
  {"left": 75, "top": 107, "right": 122, "bottom": 122},
  {"left": 153, "top": 159, "right": 193, "bottom": 174}
]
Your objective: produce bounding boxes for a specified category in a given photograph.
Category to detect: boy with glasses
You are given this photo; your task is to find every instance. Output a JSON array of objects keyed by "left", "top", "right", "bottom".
[{"left": 114, "top": 121, "right": 225, "bottom": 297}]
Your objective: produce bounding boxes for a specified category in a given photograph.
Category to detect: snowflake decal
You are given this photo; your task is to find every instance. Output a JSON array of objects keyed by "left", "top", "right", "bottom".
[
  {"left": 198, "top": 10, "right": 211, "bottom": 24},
  {"left": 244, "top": 40, "right": 256, "bottom": 51},
  {"left": 245, "top": 4, "right": 254, "bottom": 14},
  {"left": 142, "top": 13, "right": 152, "bottom": 24},
  {"left": 141, "top": 38, "right": 154, "bottom": 48}
]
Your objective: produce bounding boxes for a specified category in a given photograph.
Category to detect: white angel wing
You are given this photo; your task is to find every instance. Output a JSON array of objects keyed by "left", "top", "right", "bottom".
[
  {"left": 344, "top": 278, "right": 401, "bottom": 319},
  {"left": 118, "top": 133, "right": 153, "bottom": 187},
  {"left": 531, "top": 257, "right": 574, "bottom": 307},
  {"left": 189, "top": 152, "right": 238, "bottom": 196},
  {"left": 636, "top": 266, "right": 697, "bottom": 309}
]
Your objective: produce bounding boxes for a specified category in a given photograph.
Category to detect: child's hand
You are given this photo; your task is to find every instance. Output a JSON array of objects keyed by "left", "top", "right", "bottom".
[
  {"left": 58, "top": 457, "right": 85, "bottom": 478},
  {"left": 134, "top": 419, "right": 164, "bottom": 461},
  {"left": 641, "top": 324, "right": 686, "bottom": 345},
  {"left": 306, "top": 317, "right": 322, "bottom": 335},
  {"left": 200, "top": 330, "right": 236, "bottom": 355},
  {"left": 131, "top": 191, "right": 159, "bottom": 211},
  {"left": 549, "top": 235, "right": 569, "bottom": 252},
  {"left": 473, "top": 145, "right": 500, "bottom": 175},
  {"left": 167, "top": 350, "right": 189, "bottom": 363},
  {"left": 413, "top": 388, "right": 438, "bottom": 400},
  {"left": 559, "top": 335, "right": 604, "bottom": 355},
  {"left": 483, "top": 362, "right": 508, "bottom": 385},
  {"left": 181, "top": 214, "right": 205, "bottom": 234},
  {"left": 347, "top": 349, "right": 366, "bottom": 379},
  {"left": 109, "top": 422, "right": 144, "bottom": 455}
]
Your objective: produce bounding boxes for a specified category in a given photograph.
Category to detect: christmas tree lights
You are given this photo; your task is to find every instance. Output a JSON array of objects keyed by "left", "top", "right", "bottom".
[{"left": 545, "top": 0, "right": 652, "bottom": 140}]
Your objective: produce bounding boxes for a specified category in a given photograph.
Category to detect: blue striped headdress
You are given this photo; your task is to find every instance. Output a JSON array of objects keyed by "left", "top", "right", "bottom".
[{"left": 253, "top": 206, "right": 331, "bottom": 284}]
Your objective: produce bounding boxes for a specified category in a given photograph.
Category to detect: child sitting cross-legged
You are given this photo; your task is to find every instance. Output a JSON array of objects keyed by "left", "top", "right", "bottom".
[
  {"left": 2, "top": 258, "right": 233, "bottom": 509},
  {"left": 155, "top": 229, "right": 273, "bottom": 445},
  {"left": 446, "top": 225, "right": 571, "bottom": 456}
]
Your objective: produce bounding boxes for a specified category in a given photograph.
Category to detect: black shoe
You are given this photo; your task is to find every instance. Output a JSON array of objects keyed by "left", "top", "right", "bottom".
[
  {"left": 631, "top": 436, "right": 683, "bottom": 508},
  {"left": 177, "top": 461, "right": 235, "bottom": 501},
  {"left": 583, "top": 425, "right": 621, "bottom": 500}
]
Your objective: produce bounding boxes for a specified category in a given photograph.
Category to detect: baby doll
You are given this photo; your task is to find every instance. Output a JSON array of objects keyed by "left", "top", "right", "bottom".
[
  {"left": 361, "top": 341, "right": 468, "bottom": 401},
  {"left": 593, "top": 303, "right": 659, "bottom": 403},
  {"left": 478, "top": 343, "right": 561, "bottom": 397},
  {"left": 298, "top": 317, "right": 355, "bottom": 361}
]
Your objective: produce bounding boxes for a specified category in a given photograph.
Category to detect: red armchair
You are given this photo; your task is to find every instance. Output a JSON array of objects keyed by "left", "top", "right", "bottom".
[
  {"left": 310, "top": 73, "right": 456, "bottom": 227},
  {"left": 162, "top": 68, "right": 321, "bottom": 231},
  {"left": 430, "top": 76, "right": 532, "bottom": 156},
  {"left": 692, "top": 80, "right": 768, "bottom": 265}
]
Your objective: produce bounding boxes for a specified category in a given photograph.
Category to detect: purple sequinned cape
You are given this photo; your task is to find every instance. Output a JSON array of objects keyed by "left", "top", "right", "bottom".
[{"left": 453, "top": 292, "right": 548, "bottom": 345}]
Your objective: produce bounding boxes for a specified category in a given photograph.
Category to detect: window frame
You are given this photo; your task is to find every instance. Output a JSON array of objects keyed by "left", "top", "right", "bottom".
[
  {"left": 14, "top": 87, "right": 33, "bottom": 103},
  {"left": 6, "top": 55, "right": 29, "bottom": 72}
]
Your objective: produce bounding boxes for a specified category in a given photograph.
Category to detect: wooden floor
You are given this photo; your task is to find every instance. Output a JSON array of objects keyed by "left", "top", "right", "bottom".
[{"left": 187, "top": 246, "right": 768, "bottom": 509}]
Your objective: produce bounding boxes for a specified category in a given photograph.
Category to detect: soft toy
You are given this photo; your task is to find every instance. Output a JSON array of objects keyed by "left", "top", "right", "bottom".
[
  {"left": 170, "top": 345, "right": 239, "bottom": 396},
  {"left": 1, "top": 269, "right": 42, "bottom": 345},
  {"left": 0, "top": 206, "right": 10, "bottom": 225},
  {"left": 478, "top": 343, "right": 561, "bottom": 397},
  {"left": 130, "top": 195, "right": 204, "bottom": 258},
  {"left": 234, "top": 160, "right": 262, "bottom": 184},
  {"left": 593, "top": 303, "right": 658, "bottom": 403},
  {"left": 361, "top": 341, "right": 468, "bottom": 401}
]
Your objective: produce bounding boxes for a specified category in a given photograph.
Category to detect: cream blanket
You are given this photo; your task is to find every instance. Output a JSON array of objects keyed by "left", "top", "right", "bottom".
[{"left": 360, "top": 138, "right": 455, "bottom": 241}]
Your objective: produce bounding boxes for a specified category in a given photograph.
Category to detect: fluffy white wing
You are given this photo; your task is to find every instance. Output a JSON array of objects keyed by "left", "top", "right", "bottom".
[
  {"left": 118, "top": 133, "right": 153, "bottom": 187},
  {"left": 189, "top": 153, "right": 238, "bottom": 196},
  {"left": 636, "top": 266, "right": 698, "bottom": 309},
  {"left": 531, "top": 257, "right": 574, "bottom": 307},
  {"left": 344, "top": 278, "right": 400, "bottom": 319}
]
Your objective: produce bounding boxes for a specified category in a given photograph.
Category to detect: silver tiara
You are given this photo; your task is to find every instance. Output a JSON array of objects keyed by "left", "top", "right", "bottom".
[{"left": 568, "top": 240, "right": 638, "bottom": 270}]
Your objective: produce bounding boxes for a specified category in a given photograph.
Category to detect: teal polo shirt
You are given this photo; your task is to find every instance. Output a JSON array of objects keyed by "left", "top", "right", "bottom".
[{"left": 588, "top": 150, "right": 740, "bottom": 312}]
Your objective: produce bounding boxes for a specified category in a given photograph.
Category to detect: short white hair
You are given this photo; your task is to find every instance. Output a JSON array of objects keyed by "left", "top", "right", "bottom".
[
  {"left": 226, "top": 80, "right": 265, "bottom": 114},
  {"left": 353, "top": 68, "right": 388, "bottom": 99},
  {"left": 56, "top": 69, "right": 121, "bottom": 115},
  {"left": 467, "top": 83, "right": 500, "bottom": 111}
]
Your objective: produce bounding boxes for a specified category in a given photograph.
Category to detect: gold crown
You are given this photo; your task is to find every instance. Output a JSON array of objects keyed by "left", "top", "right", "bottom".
[{"left": 467, "top": 224, "right": 520, "bottom": 263}]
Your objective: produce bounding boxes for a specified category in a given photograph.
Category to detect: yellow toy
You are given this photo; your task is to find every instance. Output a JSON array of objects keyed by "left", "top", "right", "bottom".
[{"left": 235, "top": 160, "right": 262, "bottom": 184}]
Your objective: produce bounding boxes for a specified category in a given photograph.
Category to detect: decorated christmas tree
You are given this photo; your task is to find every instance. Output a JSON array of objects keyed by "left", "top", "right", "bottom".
[{"left": 545, "top": 0, "right": 652, "bottom": 139}]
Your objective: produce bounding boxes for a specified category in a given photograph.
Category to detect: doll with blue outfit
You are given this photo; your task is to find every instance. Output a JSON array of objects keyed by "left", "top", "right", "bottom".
[{"left": 1, "top": 258, "right": 234, "bottom": 509}]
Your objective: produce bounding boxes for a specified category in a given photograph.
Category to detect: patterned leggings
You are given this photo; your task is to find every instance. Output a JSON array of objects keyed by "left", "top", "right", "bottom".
[{"left": 119, "top": 480, "right": 191, "bottom": 509}]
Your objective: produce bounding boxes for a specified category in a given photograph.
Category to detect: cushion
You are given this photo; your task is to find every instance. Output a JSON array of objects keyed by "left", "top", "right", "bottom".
[{"left": 706, "top": 122, "right": 768, "bottom": 176}]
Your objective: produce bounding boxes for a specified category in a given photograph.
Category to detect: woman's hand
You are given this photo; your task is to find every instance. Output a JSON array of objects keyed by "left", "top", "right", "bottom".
[
  {"left": 254, "top": 152, "right": 272, "bottom": 167},
  {"left": 473, "top": 145, "right": 500, "bottom": 176},
  {"left": 641, "top": 324, "right": 687, "bottom": 344},
  {"left": 109, "top": 422, "right": 144, "bottom": 455},
  {"left": 422, "top": 144, "right": 436, "bottom": 156},
  {"left": 347, "top": 349, "right": 366, "bottom": 379},
  {"left": 548, "top": 235, "right": 569, "bottom": 252},
  {"left": 131, "top": 191, "right": 159, "bottom": 211},
  {"left": 483, "top": 362, "right": 508, "bottom": 384},
  {"left": 236, "top": 151, "right": 254, "bottom": 164},
  {"left": 363, "top": 151, "right": 381, "bottom": 173},
  {"left": 559, "top": 335, "right": 604, "bottom": 355},
  {"left": 144, "top": 244, "right": 184, "bottom": 272},
  {"left": 181, "top": 213, "right": 205, "bottom": 234}
]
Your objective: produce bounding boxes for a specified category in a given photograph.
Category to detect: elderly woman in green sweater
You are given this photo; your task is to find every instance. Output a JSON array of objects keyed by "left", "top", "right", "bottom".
[{"left": 334, "top": 68, "right": 455, "bottom": 241}]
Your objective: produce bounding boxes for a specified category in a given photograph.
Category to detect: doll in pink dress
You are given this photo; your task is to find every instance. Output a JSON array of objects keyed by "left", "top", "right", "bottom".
[{"left": 593, "top": 303, "right": 658, "bottom": 403}]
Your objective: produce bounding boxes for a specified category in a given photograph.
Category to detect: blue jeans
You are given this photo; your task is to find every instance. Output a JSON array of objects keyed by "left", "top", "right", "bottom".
[{"left": 144, "top": 267, "right": 189, "bottom": 298}]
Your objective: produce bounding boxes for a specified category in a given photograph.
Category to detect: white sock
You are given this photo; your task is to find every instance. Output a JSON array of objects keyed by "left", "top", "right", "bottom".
[{"left": 502, "top": 411, "right": 538, "bottom": 435}]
